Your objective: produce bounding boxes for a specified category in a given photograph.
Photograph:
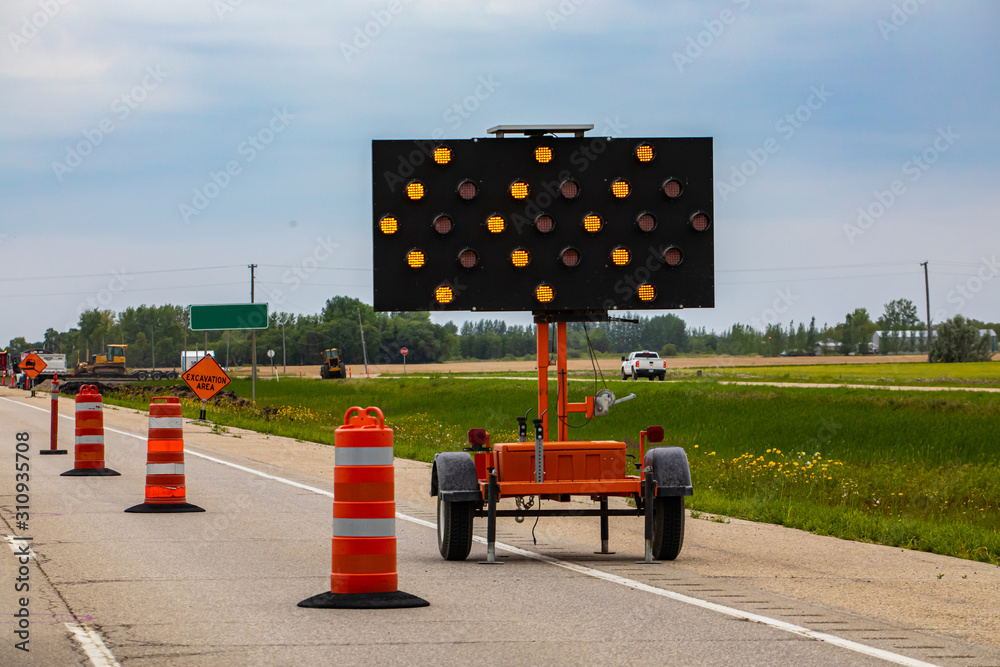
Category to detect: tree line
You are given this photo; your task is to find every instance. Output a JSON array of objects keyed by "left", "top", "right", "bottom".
[{"left": 5, "top": 296, "right": 997, "bottom": 368}]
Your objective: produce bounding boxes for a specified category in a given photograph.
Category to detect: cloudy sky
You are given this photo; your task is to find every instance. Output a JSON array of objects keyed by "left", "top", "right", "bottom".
[{"left": 2, "top": 0, "right": 998, "bottom": 345}]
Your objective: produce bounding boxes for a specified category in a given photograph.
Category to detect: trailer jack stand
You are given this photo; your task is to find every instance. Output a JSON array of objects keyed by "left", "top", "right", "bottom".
[
  {"left": 594, "top": 498, "right": 615, "bottom": 554},
  {"left": 480, "top": 468, "right": 503, "bottom": 565},
  {"left": 637, "top": 473, "right": 660, "bottom": 564}
]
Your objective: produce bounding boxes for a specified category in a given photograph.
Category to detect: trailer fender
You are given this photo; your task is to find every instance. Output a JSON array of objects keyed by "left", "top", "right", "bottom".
[
  {"left": 644, "top": 446, "right": 693, "bottom": 497},
  {"left": 431, "top": 452, "right": 482, "bottom": 503}
]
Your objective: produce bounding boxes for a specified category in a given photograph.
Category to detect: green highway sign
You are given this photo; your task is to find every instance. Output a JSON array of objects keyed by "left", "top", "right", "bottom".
[{"left": 189, "top": 303, "right": 269, "bottom": 331}]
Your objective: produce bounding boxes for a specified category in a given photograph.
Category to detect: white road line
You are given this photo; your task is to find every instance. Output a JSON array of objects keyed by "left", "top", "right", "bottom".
[
  {"left": 4, "top": 535, "right": 37, "bottom": 559},
  {"left": 65, "top": 623, "right": 121, "bottom": 667},
  {"left": 3, "top": 395, "right": 939, "bottom": 667}
]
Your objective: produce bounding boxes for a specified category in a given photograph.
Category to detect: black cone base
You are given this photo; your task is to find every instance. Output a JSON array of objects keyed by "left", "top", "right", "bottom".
[
  {"left": 124, "top": 502, "right": 205, "bottom": 513},
  {"left": 39, "top": 450, "right": 68, "bottom": 455},
  {"left": 61, "top": 468, "right": 121, "bottom": 477},
  {"left": 298, "top": 590, "right": 429, "bottom": 609}
]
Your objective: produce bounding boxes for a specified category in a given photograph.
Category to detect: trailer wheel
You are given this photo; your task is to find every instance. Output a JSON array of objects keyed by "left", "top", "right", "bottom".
[
  {"left": 151, "top": 371, "right": 163, "bottom": 380},
  {"left": 651, "top": 495, "right": 685, "bottom": 560},
  {"left": 437, "top": 494, "right": 474, "bottom": 561},
  {"left": 134, "top": 371, "right": 148, "bottom": 381},
  {"left": 167, "top": 371, "right": 178, "bottom": 379}
]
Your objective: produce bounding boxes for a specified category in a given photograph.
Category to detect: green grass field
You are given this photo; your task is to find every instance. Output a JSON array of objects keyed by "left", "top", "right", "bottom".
[
  {"left": 666, "top": 360, "right": 1000, "bottom": 387},
  {"left": 103, "top": 374, "right": 1000, "bottom": 565}
]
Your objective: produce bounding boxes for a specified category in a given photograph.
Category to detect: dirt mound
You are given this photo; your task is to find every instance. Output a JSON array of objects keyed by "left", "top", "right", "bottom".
[{"left": 107, "top": 384, "right": 253, "bottom": 408}]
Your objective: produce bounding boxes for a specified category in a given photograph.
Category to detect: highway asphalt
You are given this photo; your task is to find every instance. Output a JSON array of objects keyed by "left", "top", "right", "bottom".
[{"left": 2, "top": 389, "right": 999, "bottom": 667}]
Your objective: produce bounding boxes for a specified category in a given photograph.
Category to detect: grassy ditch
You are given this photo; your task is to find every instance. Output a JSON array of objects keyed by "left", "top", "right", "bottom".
[
  {"left": 666, "top": 360, "right": 1000, "bottom": 387},
  {"left": 102, "top": 377, "right": 1000, "bottom": 565}
]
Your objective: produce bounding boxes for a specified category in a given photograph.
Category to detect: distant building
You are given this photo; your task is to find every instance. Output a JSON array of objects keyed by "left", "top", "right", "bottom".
[{"left": 814, "top": 338, "right": 840, "bottom": 355}]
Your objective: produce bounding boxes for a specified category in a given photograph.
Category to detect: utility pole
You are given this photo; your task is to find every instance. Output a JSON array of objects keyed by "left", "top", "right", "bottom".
[
  {"left": 250, "top": 263, "right": 258, "bottom": 403},
  {"left": 357, "top": 307, "right": 369, "bottom": 377},
  {"left": 921, "top": 261, "right": 932, "bottom": 363},
  {"left": 281, "top": 321, "right": 286, "bottom": 376},
  {"left": 150, "top": 326, "right": 155, "bottom": 370}
]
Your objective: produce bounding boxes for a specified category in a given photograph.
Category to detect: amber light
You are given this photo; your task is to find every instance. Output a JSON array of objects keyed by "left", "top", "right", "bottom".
[
  {"left": 510, "top": 181, "right": 529, "bottom": 200},
  {"left": 611, "top": 247, "right": 631, "bottom": 266},
  {"left": 560, "top": 248, "right": 580, "bottom": 267},
  {"left": 583, "top": 213, "right": 603, "bottom": 233},
  {"left": 434, "top": 215, "right": 453, "bottom": 234},
  {"left": 635, "top": 144, "right": 655, "bottom": 163},
  {"left": 535, "top": 284, "right": 554, "bottom": 303},
  {"left": 510, "top": 249, "right": 530, "bottom": 268},
  {"left": 611, "top": 180, "right": 630, "bottom": 198},
  {"left": 561, "top": 180, "right": 580, "bottom": 199},
  {"left": 458, "top": 181, "right": 478, "bottom": 200},
  {"left": 535, "top": 146, "right": 553, "bottom": 163},
  {"left": 535, "top": 215, "right": 554, "bottom": 233},
  {"left": 664, "top": 247, "right": 683, "bottom": 266},
  {"left": 691, "top": 212, "right": 710, "bottom": 232},
  {"left": 636, "top": 212, "right": 656, "bottom": 233},
  {"left": 459, "top": 249, "right": 478, "bottom": 268},
  {"left": 435, "top": 285, "right": 454, "bottom": 303},
  {"left": 433, "top": 146, "right": 452, "bottom": 165},
  {"left": 406, "top": 181, "right": 425, "bottom": 200},
  {"left": 406, "top": 250, "right": 426, "bottom": 269},
  {"left": 379, "top": 216, "right": 398, "bottom": 234},
  {"left": 487, "top": 214, "right": 505, "bottom": 233},
  {"left": 663, "top": 179, "right": 682, "bottom": 199},
  {"left": 637, "top": 284, "right": 656, "bottom": 301}
]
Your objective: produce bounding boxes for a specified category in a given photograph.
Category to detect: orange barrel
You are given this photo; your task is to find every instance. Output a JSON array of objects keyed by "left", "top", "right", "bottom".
[
  {"left": 125, "top": 397, "right": 203, "bottom": 513},
  {"left": 298, "top": 406, "right": 427, "bottom": 609},
  {"left": 61, "top": 385, "right": 119, "bottom": 476}
]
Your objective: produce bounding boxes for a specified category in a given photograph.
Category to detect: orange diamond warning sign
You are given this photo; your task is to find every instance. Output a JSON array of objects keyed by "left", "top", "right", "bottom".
[
  {"left": 20, "top": 352, "right": 47, "bottom": 379},
  {"left": 182, "top": 355, "right": 231, "bottom": 401}
]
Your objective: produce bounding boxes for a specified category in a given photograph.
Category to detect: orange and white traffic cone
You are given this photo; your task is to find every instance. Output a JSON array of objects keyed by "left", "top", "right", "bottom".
[
  {"left": 298, "top": 406, "right": 427, "bottom": 609},
  {"left": 61, "top": 385, "right": 119, "bottom": 476},
  {"left": 125, "top": 397, "right": 204, "bottom": 513}
]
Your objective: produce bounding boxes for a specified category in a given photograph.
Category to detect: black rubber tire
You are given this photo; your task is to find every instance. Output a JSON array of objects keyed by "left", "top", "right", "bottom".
[
  {"left": 437, "top": 494, "right": 474, "bottom": 561},
  {"left": 134, "top": 371, "right": 148, "bottom": 381},
  {"left": 621, "top": 371, "right": 627, "bottom": 381},
  {"left": 338, "top": 369, "right": 346, "bottom": 379},
  {"left": 320, "top": 367, "right": 328, "bottom": 379},
  {"left": 647, "top": 375, "right": 655, "bottom": 381},
  {"left": 651, "top": 495, "right": 685, "bottom": 561},
  {"left": 151, "top": 371, "right": 162, "bottom": 380},
  {"left": 167, "top": 371, "right": 178, "bottom": 380},
  {"left": 658, "top": 374, "right": 665, "bottom": 381}
]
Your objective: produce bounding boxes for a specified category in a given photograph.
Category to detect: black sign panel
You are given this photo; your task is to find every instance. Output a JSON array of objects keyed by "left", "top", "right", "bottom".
[{"left": 372, "top": 136, "right": 713, "bottom": 316}]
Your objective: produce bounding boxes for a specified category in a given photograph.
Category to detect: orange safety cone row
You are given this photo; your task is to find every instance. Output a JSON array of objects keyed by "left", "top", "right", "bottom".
[
  {"left": 61, "top": 385, "right": 119, "bottom": 476},
  {"left": 125, "top": 397, "right": 204, "bottom": 513},
  {"left": 298, "top": 406, "right": 427, "bottom": 609}
]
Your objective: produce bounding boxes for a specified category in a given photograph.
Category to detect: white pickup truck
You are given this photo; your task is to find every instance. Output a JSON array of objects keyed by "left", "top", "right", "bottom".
[{"left": 621, "top": 350, "right": 666, "bottom": 381}]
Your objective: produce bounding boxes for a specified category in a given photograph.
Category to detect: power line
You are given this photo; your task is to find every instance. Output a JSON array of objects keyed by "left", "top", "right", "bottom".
[
  {"left": 0, "top": 281, "right": 246, "bottom": 299},
  {"left": 717, "top": 270, "right": 917, "bottom": 286},
  {"left": 718, "top": 261, "right": 917, "bottom": 274},
  {"left": 0, "top": 265, "right": 245, "bottom": 282}
]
